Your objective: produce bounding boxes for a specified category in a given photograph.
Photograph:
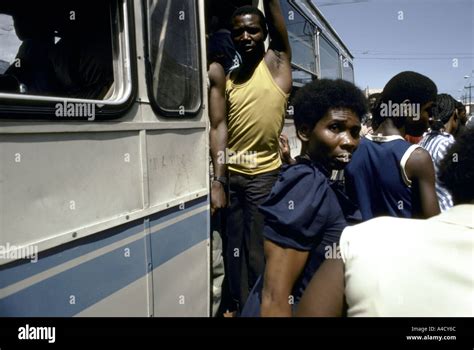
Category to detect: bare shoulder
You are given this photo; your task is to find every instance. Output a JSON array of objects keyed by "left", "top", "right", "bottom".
[
  {"left": 406, "top": 147, "right": 434, "bottom": 178},
  {"left": 208, "top": 62, "right": 225, "bottom": 85},
  {"left": 407, "top": 147, "right": 432, "bottom": 167}
]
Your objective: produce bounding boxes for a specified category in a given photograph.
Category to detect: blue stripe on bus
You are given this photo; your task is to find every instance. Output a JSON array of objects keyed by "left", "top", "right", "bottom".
[
  {"left": 0, "top": 221, "right": 144, "bottom": 289},
  {"left": 0, "top": 196, "right": 207, "bottom": 289},
  {"left": 0, "top": 209, "right": 208, "bottom": 316},
  {"left": 148, "top": 197, "right": 207, "bottom": 230},
  {"left": 149, "top": 206, "right": 208, "bottom": 268},
  {"left": 0, "top": 239, "right": 147, "bottom": 317}
]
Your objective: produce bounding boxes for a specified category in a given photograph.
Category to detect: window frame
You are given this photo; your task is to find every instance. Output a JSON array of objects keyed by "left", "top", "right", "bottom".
[
  {"left": 0, "top": 0, "right": 136, "bottom": 120},
  {"left": 318, "top": 33, "right": 342, "bottom": 80},
  {"left": 284, "top": 0, "right": 318, "bottom": 77},
  {"left": 143, "top": 0, "right": 203, "bottom": 119},
  {"left": 341, "top": 56, "right": 355, "bottom": 83},
  {"left": 291, "top": 63, "right": 317, "bottom": 88}
]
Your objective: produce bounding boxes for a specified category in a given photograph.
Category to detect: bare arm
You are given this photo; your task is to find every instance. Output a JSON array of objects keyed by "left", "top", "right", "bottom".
[
  {"left": 279, "top": 134, "right": 296, "bottom": 165},
  {"left": 295, "top": 258, "right": 346, "bottom": 317},
  {"left": 261, "top": 239, "right": 308, "bottom": 317},
  {"left": 263, "top": 0, "right": 292, "bottom": 94},
  {"left": 264, "top": 0, "right": 292, "bottom": 59},
  {"left": 405, "top": 148, "right": 440, "bottom": 219},
  {"left": 208, "top": 62, "right": 228, "bottom": 214}
]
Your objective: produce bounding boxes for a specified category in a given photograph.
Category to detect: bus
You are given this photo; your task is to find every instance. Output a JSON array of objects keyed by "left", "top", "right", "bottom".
[{"left": 0, "top": 0, "right": 353, "bottom": 317}]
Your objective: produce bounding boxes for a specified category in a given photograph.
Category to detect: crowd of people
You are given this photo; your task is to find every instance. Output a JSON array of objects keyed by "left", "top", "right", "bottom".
[{"left": 207, "top": 0, "right": 473, "bottom": 317}]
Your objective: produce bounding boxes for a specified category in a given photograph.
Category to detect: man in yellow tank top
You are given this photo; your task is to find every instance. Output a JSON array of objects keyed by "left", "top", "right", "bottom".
[{"left": 224, "top": 0, "right": 292, "bottom": 312}]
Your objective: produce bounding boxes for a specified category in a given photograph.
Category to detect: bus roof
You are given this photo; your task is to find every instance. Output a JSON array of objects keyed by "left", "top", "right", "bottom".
[{"left": 296, "top": 0, "right": 354, "bottom": 60}]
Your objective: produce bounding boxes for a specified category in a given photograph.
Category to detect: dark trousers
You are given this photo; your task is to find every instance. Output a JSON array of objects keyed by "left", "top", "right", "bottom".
[{"left": 224, "top": 169, "right": 279, "bottom": 311}]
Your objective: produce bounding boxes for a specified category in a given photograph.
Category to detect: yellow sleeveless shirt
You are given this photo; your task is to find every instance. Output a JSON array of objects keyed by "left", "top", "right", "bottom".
[{"left": 226, "top": 59, "right": 289, "bottom": 175}]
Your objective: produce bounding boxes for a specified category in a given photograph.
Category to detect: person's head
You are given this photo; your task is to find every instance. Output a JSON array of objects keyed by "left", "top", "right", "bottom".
[
  {"left": 207, "top": 26, "right": 238, "bottom": 71},
  {"left": 456, "top": 101, "right": 467, "bottom": 126},
  {"left": 368, "top": 93, "right": 381, "bottom": 113},
  {"left": 439, "top": 128, "right": 474, "bottom": 205},
  {"left": 373, "top": 71, "right": 437, "bottom": 136},
  {"left": 431, "top": 94, "right": 458, "bottom": 133},
  {"left": 293, "top": 79, "right": 368, "bottom": 170},
  {"left": 231, "top": 6, "right": 267, "bottom": 60}
]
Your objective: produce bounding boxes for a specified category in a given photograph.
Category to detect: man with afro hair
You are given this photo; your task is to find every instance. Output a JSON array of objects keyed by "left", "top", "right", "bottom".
[{"left": 345, "top": 71, "right": 440, "bottom": 220}]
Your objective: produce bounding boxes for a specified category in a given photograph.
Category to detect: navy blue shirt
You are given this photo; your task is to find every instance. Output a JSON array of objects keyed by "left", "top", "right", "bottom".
[
  {"left": 345, "top": 135, "right": 418, "bottom": 220},
  {"left": 240, "top": 158, "right": 359, "bottom": 316}
]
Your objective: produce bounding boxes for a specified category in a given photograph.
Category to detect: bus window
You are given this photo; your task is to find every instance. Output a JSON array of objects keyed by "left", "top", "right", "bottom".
[
  {"left": 342, "top": 57, "right": 355, "bottom": 83},
  {"left": 147, "top": 0, "right": 202, "bottom": 116},
  {"left": 280, "top": 0, "right": 317, "bottom": 87},
  {"left": 292, "top": 67, "right": 315, "bottom": 87},
  {"left": 319, "top": 34, "right": 341, "bottom": 79},
  {"left": 0, "top": 1, "right": 129, "bottom": 103},
  {"left": 280, "top": 0, "right": 317, "bottom": 75}
]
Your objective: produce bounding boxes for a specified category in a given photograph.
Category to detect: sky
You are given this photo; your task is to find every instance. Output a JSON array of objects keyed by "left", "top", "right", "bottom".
[{"left": 313, "top": 0, "right": 474, "bottom": 101}]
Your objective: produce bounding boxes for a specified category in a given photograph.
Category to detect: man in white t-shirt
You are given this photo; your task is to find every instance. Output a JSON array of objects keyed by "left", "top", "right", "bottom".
[{"left": 296, "top": 128, "right": 474, "bottom": 317}]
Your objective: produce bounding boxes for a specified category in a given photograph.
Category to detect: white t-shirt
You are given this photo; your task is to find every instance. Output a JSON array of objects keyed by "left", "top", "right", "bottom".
[{"left": 340, "top": 205, "right": 474, "bottom": 317}]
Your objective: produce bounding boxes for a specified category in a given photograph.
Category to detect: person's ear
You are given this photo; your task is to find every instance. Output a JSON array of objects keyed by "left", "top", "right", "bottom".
[{"left": 297, "top": 124, "right": 312, "bottom": 142}]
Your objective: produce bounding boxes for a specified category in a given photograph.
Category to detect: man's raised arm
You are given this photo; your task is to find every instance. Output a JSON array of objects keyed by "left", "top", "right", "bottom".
[{"left": 264, "top": 0, "right": 292, "bottom": 60}]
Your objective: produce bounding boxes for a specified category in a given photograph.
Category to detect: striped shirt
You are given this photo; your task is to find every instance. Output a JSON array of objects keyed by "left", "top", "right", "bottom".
[{"left": 419, "top": 131, "right": 455, "bottom": 212}]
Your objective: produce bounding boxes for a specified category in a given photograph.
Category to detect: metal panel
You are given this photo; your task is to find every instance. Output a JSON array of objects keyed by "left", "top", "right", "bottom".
[
  {"left": 152, "top": 240, "right": 209, "bottom": 317},
  {"left": 0, "top": 132, "right": 143, "bottom": 247},
  {"left": 76, "top": 275, "right": 150, "bottom": 317},
  {"left": 147, "top": 129, "right": 207, "bottom": 207},
  {"left": 148, "top": 201, "right": 209, "bottom": 317},
  {"left": 0, "top": 219, "right": 150, "bottom": 317}
]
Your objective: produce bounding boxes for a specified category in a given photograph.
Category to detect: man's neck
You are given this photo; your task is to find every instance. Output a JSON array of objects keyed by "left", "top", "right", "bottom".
[
  {"left": 240, "top": 53, "right": 264, "bottom": 72},
  {"left": 374, "top": 120, "right": 405, "bottom": 138},
  {"left": 444, "top": 121, "right": 454, "bottom": 134},
  {"left": 299, "top": 147, "right": 331, "bottom": 176}
]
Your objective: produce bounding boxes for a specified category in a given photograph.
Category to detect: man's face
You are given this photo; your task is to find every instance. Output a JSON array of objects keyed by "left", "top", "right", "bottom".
[
  {"left": 405, "top": 101, "right": 433, "bottom": 137},
  {"left": 231, "top": 14, "right": 266, "bottom": 58},
  {"left": 304, "top": 108, "right": 361, "bottom": 171},
  {"left": 369, "top": 97, "right": 377, "bottom": 110}
]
